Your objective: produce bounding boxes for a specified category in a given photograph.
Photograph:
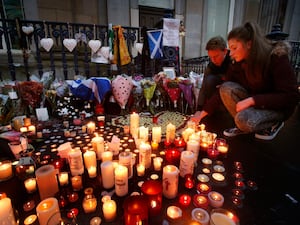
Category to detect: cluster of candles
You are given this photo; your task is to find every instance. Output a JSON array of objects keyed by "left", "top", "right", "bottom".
[{"left": 4, "top": 111, "right": 246, "bottom": 225}]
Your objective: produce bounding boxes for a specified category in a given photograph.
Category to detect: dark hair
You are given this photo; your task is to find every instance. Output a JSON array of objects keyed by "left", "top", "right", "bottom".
[
  {"left": 227, "top": 22, "right": 273, "bottom": 87},
  {"left": 206, "top": 36, "right": 227, "bottom": 51}
]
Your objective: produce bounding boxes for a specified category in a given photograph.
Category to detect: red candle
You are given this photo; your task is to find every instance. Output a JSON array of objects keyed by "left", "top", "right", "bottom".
[
  {"left": 247, "top": 180, "right": 258, "bottom": 190},
  {"left": 164, "top": 139, "right": 172, "bottom": 148},
  {"left": 174, "top": 137, "right": 186, "bottom": 149},
  {"left": 67, "top": 208, "right": 79, "bottom": 219},
  {"left": 165, "top": 148, "right": 181, "bottom": 166},
  {"left": 207, "top": 147, "right": 219, "bottom": 160},
  {"left": 184, "top": 174, "right": 195, "bottom": 189},
  {"left": 124, "top": 195, "right": 148, "bottom": 225},
  {"left": 68, "top": 192, "right": 79, "bottom": 203},
  {"left": 233, "top": 172, "right": 243, "bottom": 179},
  {"left": 179, "top": 194, "right": 191, "bottom": 207},
  {"left": 235, "top": 180, "right": 246, "bottom": 189},
  {"left": 234, "top": 161, "right": 244, "bottom": 172},
  {"left": 141, "top": 180, "right": 163, "bottom": 216},
  {"left": 232, "top": 196, "right": 243, "bottom": 208},
  {"left": 232, "top": 188, "right": 245, "bottom": 199},
  {"left": 193, "top": 194, "right": 209, "bottom": 209},
  {"left": 196, "top": 183, "right": 211, "bottom": 195}
]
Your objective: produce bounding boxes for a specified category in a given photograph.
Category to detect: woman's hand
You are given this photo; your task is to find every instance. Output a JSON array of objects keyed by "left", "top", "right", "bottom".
[
  {"left": 190, "top": 110, "right": 208, "bottom": 124},
  {"left": 236, "top": 97, "right": 255, "bottom": 112}
]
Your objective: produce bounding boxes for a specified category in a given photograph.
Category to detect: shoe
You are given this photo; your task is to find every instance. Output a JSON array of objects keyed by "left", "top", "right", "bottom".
[
  {"left": 255, "top": 122, "right": 284, "bottom": 140},
  {"left": 223, "top": 127, "right": 247, "bottom": 137}
]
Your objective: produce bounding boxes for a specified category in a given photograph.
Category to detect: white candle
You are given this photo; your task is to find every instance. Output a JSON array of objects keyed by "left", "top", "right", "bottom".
[
  {"left": 58, "top": 172, "right": 69, "bottom": 186},
  {"left": 136, "top": 164, "right": 145, "bottom": 176},
  {"left": 36, "top": 197, "right": 60, "bottom": 225},
  {"left": 114, "top": 165, "right": 128, "bottom": 197},
  {"left": 139, "top": 141, "right": 151, "bottom": 169},
  {"left": 102, "top": 151, "right": 113, "bottom": 162},
  {"left": 20, "top": 126, "right": 28, "bottom": 133},
  {"left": 35, "top": 165, "right": 59, "bottom": 200},
  {"left": 162, "top": 165, "right": 179, "bottom": 199},
  {"left": 83, "top": 150, "right": 97, "bottom": 175},
  {"left": 101, "top": 161, "right": 115, "bottom": 189},
  {"left": 152, "top": 126, "right": 162, "bottom": 143},
  {"left": 179, "top": 150, "right": 195, "bottom": 177},
  {"left": 68, "top": 148, "right": 84, "bottom": 176},
  {"left": 88, "top": 166, "right": 97, "bottom": 178},
  {"left": 191, "top": 208, "right": 210, "bottom": 225},
  {"left": 130, "top": 112, "right": 139, "bottom": 138},
  {"left": 28, "top": 125, "right": 36, "bottom": 135},
  {"left": 181, "top": 127, "right": 195, "bottom": 142},
  {"left": 166, "top": 123, "right": 176, "bottom": 143},
  {"left": 0, "top": 161, "right": 13, "bottom": 181},
  {"left": 87, "top": 122, "right": 96, "bottom": 134},
  {"left": 208, "top": 191, "right": 224, "bottom": 208},
  {"left": 0, "top": 196, "right": 17, "bottom": 225},
  {"left": 153, "top": 157, "right": 163, "bottom": 171},
  {"left": 167, "top": 206, "right": 182, "bottom": 219},
  {"left": 186, "top": 139, "right": 200, "bottom": 164},
  {"left": 24, "top": 214, "right": 38, "bottom": 225},
  {"left": 102, "top": 199, "right": 117, "bottom": 221},
  {"left": 119, "top": 151, "right": 133, "bottom": 178},
  {"left": 24, "top": 178, "right": 37, "bottom": 193},
  {"left": 91, "top": 135, "right": 104, "bottom": 160},
  {"left": 210, "top": 211, "right": 236, "bottom": 225},
  {"left": 138, "top": 126, "right": 149, "bottom": 142}
]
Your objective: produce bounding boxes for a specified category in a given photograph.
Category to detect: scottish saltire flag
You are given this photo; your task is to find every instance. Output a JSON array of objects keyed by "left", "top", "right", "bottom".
[
  {"left": 147, "top": 29, "right": 163, "bottom": 59},
  {"left": 67, "top": 77, "right": 111, "bottom": 103}
]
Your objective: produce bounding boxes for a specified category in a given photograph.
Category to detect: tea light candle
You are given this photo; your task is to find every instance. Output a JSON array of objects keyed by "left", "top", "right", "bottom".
[
  {"left": 208, "top": 191, "right": 224, "bottom": 208},
  {"left": 207, "top": 147, "right": 220, "bottom": 160},
  {"left": 196, "top": 183, "right": 211, "bottom": 195},
  {"left": 197, "top": 174, "right": 210, "bottom": 183},
  {"left": 36, "top": 197, "right": 60, "bottom": 225},
  {"left": 212, "top": 172, "right": 225, "bottom": 182},
  {"left": 210, "top": 209, "right": 239, "bottom": 225},
  {"left": 166, "top": 123, "right": 176, "bottom": 143},
  {"left": 167, "top": 206, "right": 182, "bottom": 220},
  {"left": 103, "top": 199, "right": 117, "bottom": 221},
  {"left": 24, "top": 178, "right": 37, "bottom": 193},
  {"left": 152, "top": 126, "right": 162, "bottom": 143},
  {"left": 235, "top": 180, "right": 246, "bottom": 189},
  {"left": 0, "top": 160, "right": 13, "bottom": 181},
  {"left": 24, "top": 214, "right": 38, "bottom": 225},
  {"left": 136, "top": 164, "right": 145, "bottom": 176},
  {"left": 191, "top": 208, "right": 209, "bottom": 225},
  {"left": 179, "top": 194, "right": 191, "bottom": 207},
  {"left": 193, "top": 194, "right": 209, "bottom": 209},
  {"left": 20, "top": 126, "right": 28, "bottom": 133},
  {"left": 71, "top": 175, "right": 83, "bottom": 191},
  {"left": 23, "top": 200, "right": 36, "bottom": 212},
  {"left": 58, "top": 172, "right": 69, "bottom": 186},
  {"left": 90, "top": 217, "right": 102, "bottom": 225},
  {"left": 114, "top": 165, "right": 128, "bottom": 197}
]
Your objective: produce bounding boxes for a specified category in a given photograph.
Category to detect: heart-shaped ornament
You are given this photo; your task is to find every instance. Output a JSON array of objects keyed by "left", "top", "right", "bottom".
[
  {"left": 40, "top": 38, "right": 54, "bottom": 52},
  {"left": 135, "top": 42, "right": 143, "bottom": 54},
  {"left": 22, "top": 26, "right": 34, "bottom": 35},
  {"left": 88, "top": 39, "right": 101, "bottom": 53},
  {"left": 63, "top": 38, "right": 77, "bottom": 52}
]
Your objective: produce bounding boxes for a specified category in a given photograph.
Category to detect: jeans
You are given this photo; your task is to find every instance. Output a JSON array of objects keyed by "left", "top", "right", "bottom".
[
  {"left": 219, "top": 81, "right": 285, "bottom": 132},
  {"left": 198, "top": 74, "right": 223, "bottom": 107}
]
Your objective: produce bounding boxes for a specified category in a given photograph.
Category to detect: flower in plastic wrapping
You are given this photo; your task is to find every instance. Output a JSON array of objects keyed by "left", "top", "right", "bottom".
[
  {"left": 111, "top": 74, "right": 133, "bottom": 109},
  {"left": 178, "top": 79, "right": 193, "bottom": 107},
  {"left": 163, "top": 78, "right": 181, "bottom": 108},
  {"left": 141, "top": 79, "right": 157, "bottom": 106},
  {"left": 17, "top": 81, "right": 43, "bottom": 110},
  {"left": 189, "top": 71, "right": 204, "bottom": 110}
]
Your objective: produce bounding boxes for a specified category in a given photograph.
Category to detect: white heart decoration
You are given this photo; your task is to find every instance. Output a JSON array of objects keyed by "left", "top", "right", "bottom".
[
  {"left": 88, "top": 39, "right": 101, "bottom": 53},
  {"left": 22, "top": 26, "right": 34, "bottom": 35},
  {"left": 63, "top": 38, "right": 77, "bottom": 52},
  {"left": 135, "top": 42, "right": 143, "bottom": 55},
  {"left": 40, "top": 38, "right": 54, "bottom": 52}
]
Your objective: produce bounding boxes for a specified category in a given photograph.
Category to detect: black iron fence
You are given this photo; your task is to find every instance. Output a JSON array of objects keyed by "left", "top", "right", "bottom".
[{"left": 0, "top": 18, "right": 141, "bottom": 81}]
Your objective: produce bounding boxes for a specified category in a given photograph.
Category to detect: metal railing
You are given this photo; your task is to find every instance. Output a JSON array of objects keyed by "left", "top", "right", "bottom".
[{"left": 0, "top": 18, "right": 141, "bottom": 81}]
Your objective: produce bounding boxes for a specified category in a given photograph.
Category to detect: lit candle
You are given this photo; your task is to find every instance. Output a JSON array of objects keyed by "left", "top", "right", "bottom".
[
  {"left": 136, "top": 164, "right": 145, "bottom": 176},
  {"left": 130, "top": 112, "right": 139, "bottom": 138},
  {"left": 193, "top": 194, "right": 209, "bottom": 209},
  {"left": 36, "top": 197, "right": 60, "bottom": 225},
  {"left": 151, "top": 141, "right": 159, "bottom": 151},
  {"left": 35, "top": 165, "right": 59, "bottom": 200},
  {"left": 58, "top": 172, "right": 69, "bottom": 186},
  {"left": 24, "top": 178, "right": 37, "bottom": 193},
  {"left": 119, "top": 151, "right": 133, "bottom": 178},
  {"left": 0, "top": 160, "right": 13, "bottom": 181},
  {"left": 102, "top": 151, "right": 113, "bottom": 162},
  {"left": 71, "top": 175, "right": 83, "bottom": 191},
  {"left": 91, "top": 134, "right": 104, "bottom": 160},
  {"left": 166, "top": 206, "right": 182, "bottom": 219},
  {"left": 186, "top": 139, "right": 200, "bottom": 164},
  {"left": 153, "top": 157, "right": 163, "bottom": 171},
  {"left": 24, "top": 214, "right": 38, "bottom": 225},
  {"left": 166, "top": 123, "right": 176, "bottom": 143},
  {"left": 141, "top": 180, "right": 163, "bottom": 216},
  {"left": 68, "top": 148, "right": 84, "bottom": 176},
  {"left": 101, "top": 161, "right": 115, "bottom": 189},
  {"left": 179, "top": 194, "right": 191, "bottom": 207},
  {"left": 102, "top": 199, "right": 117, "bottom": 222},
  {"left": 139, "top": 126, "right": 149, "bottom": 142},
  {"left": 82, "top": 188, "right": 97, "bottom": 213},
  {"left": 114, "top": 165, "right": 128, "bottom": 197},
  {"left": 152, "top": 126, "right": 162, "bottom": 143},
  {"left": 28, "top": 125, "right": 36, "bottom": 135},
  {"left": 87, "top": 122, "right": 96, "bottom": 134},
  {"left": 181, "top": 127, "right": 194, "bottom": 142},
  {"left": 162, "top": 165, "right": 179, "bottom": 199},
  {"left": 208, "top": 191, "right": 224, "bottom": 208},
  {"left": 83, "top": 150, "right": 97, "bottom": 177},
  {"left": 191, "top": 208, "right": 209, "bottom": 225},
  {"left": 139, "top": 142, "right": 152, "bottom": 169},
  {"left": 179, "top": 150, "right": 195, "bottom": 178},
  {"left": 212, "top": 172, "right": 225, "bottom": 182},
  {"left": 196, "top": 183, "right": 211, "bottom": 195},
  {"left": 210, "top": 209, "right": 239, "bottom": 225},
  {"left": 20, "top": 126, "right": 28, "bottom": 133},
  {"left": 0, "top": 195, "right": 18, "bottom": 225},
  {"left": 87, "top": 166, "right": 97, "bottom": 178},
  {"left": 216, "top": 138, "right": 229, "bottom": 154}
]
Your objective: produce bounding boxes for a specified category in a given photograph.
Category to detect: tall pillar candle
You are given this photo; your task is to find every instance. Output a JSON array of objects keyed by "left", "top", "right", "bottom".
[
  {"left": 36, "top": 197, "right": 60, "bottom": 225},
  {"left": 186, "top": 139, "right": 200, "bottom": 164},
  {"left": 130, "top": 112, "right": 139, "bottom": 138},
  {"left": 139, "top": 141, "right": 152, "bottom": 169},
  {"left": 0, "top": 195, "right": 17, "bottom": 225},
  {"left": 91, "top": 135, "right": 104, "bottom": 160},
  {"left": 35, "top": 165, "right": 59, "bottom": 200},
  {"left": 139, "top": 126, "right": 149, "bottom": 142},
  {"left": 119, "top": 151, "right": 133, "bottom": 178},
  {"left": 179, "top": 150, "right": 195, "bottom": 177},
  {"left": 83, "top": 150, "right": 97, "bottom": 178},
  {"left": 162, "top": 165, "right": 179, "bottom": 199},
  {"left": 68, "top": 148, "right": 84, "bottom": 176},
  {"left": 101, "top": 161, "right": 115, "bottom": 189},
  {"left": 166, "top": 123, "right": 176, "bottom": 143},
  {"left": 152, "top": 126, "right": 162, "bottom": 143},
  {"left": 114, "top": 165, "right": 128, "bottom": 197}
]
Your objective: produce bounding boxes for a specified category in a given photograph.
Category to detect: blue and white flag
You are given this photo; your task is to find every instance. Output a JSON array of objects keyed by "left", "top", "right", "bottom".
[
  {"left": 147, "top": 29, "right": 163, "bottom": 59},
  {"left": 66, "top": 77, "right": 111, "bottom": 103}
]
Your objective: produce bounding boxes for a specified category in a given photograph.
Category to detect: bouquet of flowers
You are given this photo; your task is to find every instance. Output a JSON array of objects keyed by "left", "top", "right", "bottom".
[
  {"left": 163, "top": 78, "right": 181, "bottom": 108},
  {"left": 141, "top": 78, "right": 157, "bottom": 107}
]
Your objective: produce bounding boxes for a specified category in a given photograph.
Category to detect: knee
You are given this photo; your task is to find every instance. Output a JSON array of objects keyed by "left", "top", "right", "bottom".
[{"left": 234, "top": 111, "right": 255, "bottom": 133}]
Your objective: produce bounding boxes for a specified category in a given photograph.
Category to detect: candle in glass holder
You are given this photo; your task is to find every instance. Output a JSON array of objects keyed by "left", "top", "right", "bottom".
[
  {"left": 165, "top": 148, "right": 181, "bottom": 166},
  {"left": 191, "top": 208, "right": 209, "bottom": 225},
  {"left": 179, "top": 193, "right": 191, "bottom": 207},
  {"left": 193, "top": 194, "right": 209, "bottom": 209},
  {"left": 196, "top": 183, "right": 211, "bottom": 195},
  {"left": 36, "top": 197, "right": 60, "bottom": 225},
  {"left": 58, "top": 172, "right": 69, "bottom": 186},
  {"left": 0, "top": 160, "right": 13, "bottom": 181},
  {"left": 184, "top": 174, "right": 195, "bottom": 189},
  {"left": 24, "top": 214, "right": 38, "bottom": 225},
  {"left": 162, "top": 165, "right": 179, "bottom": 199},
  {"left": 102, "top": 199, "right": 117, "bottom": 222},
  {"left": 82, "top": 188, "right": 97, "bottom": 213},
  {"left": 24, "top": 178, "right": 37, "bottom": 193},
  {"left": 166, "top": 206, "right": 182, "bottom": 220},
  {"left": 208, "top": 191, "right": 224, "bottom": 208},
  {"left": 114, "top": 165, "right": 128, "bottom": 197},
  {"left": 71, "top": 175, "right": 83, "bottom": 191},
  {"left": 207, "top": 147, "right": 220, "bottom": 160},
  {"left": 141, "top": 180, "right": 163, "bottom": 216},
  {"left": 123, "top": 195, "right": 148, "bottom": 225}
]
